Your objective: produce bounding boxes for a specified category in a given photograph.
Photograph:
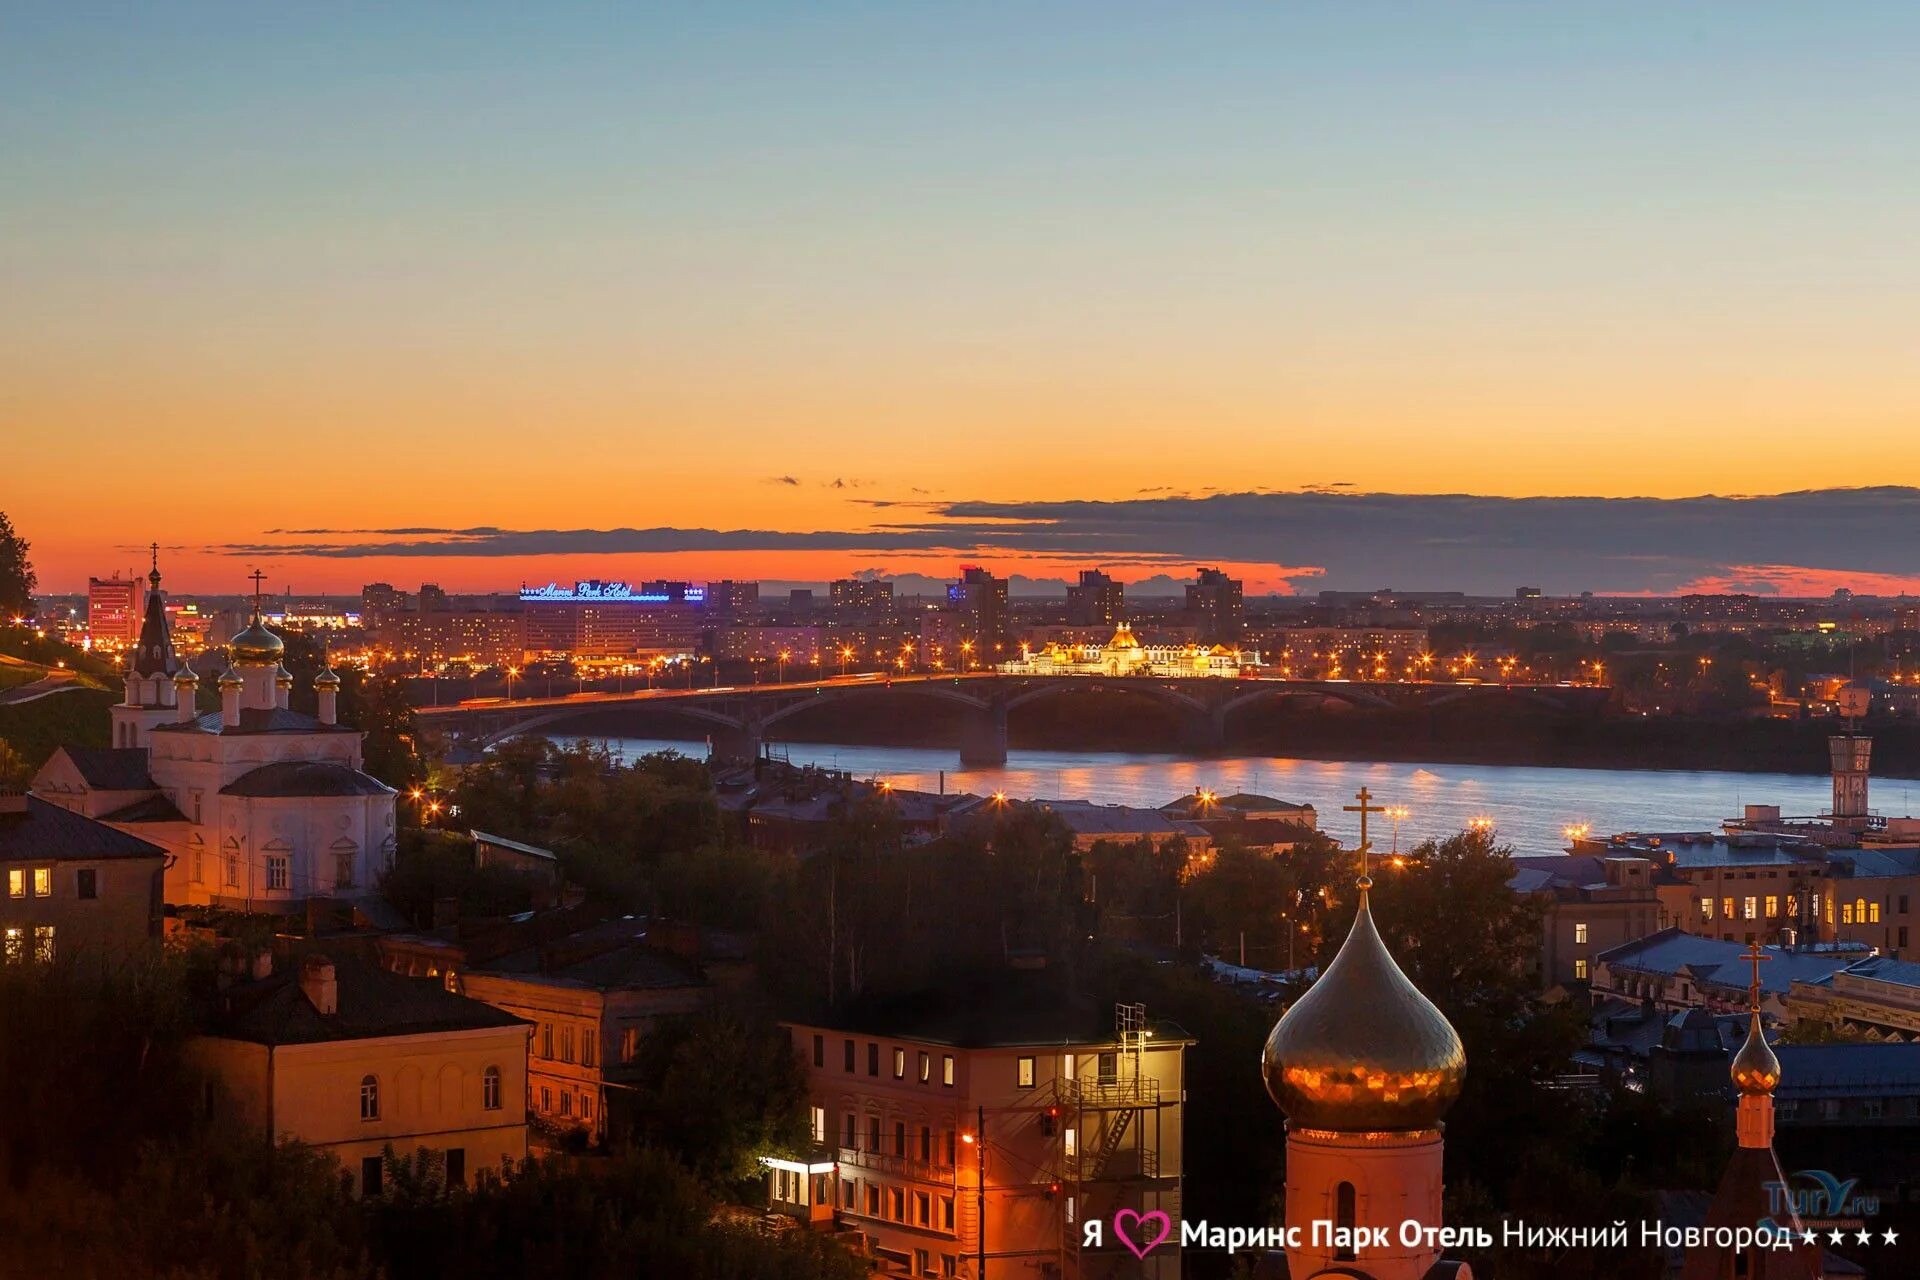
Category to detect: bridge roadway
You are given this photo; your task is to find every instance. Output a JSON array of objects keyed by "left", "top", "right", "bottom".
[{"left": 416, "top": 672, "right": 1610, "bottom": 767}]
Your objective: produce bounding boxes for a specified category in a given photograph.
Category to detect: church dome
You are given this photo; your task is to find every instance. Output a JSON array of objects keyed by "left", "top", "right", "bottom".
[
  {"left": 1730, "top": 1013, "right": 1780, "bottom": 1096},
  {"left": 312, "top": 666, "right": 342, "bottom": 689},
  {"left": 1108, "top": 622, "right": 1143, "bottom": 651},
  {"left": 229, "top": 613, "right": 285, "bottom": 665},
  {"left": 1262, "top": 891, "right": 1465, "bottom": 1131}
]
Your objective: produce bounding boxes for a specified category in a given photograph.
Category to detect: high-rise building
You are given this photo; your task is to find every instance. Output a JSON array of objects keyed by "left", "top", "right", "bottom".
[
  {"left": 829, "top": 577, "right": 894, "bottom": 620},
  {"left": 87, "top": 574, "right": 141, "bottom": 646},
  {"left": 1184, "top": 567, "right": 1243, "bottom": 645},
  {"left": 418, "top": 583, "right": 449, "bottom": 613},
  {"left": 360, "top": 582, "right": 407, "bottom": 622},
  {"left": 705, "top": 580, "right": 760, "bottom": 616},
  {"left": 1066, "top": 569, "right": 1124, "bottom": 628},
  {"left": 947, "top": 566, "right": 1009, "bottom": 658}
]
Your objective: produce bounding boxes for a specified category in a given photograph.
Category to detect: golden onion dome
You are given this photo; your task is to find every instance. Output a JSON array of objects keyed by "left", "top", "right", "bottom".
[
  {"left": 173, "top": 660, "right": 198, "bottom": 685},
  {"left": 273, "top": 663, "right": 295, "bottom": 686},
  {"left": 1730, "top": 1013, "right": 1781, "bottom": 1096},
  {"left": 1109, "top": 623, "right": 1144, "bottom": 651},
  {"left": 1262, "top": 891, "right": 1466, "bottom": 1131},
  {"left": 312, "top": 665, "right": 342, "bottom": 689},
  {"left": 229, "top": 613, "right": 285, "bottom": 665},
  {"left": 217, "top": 667, "right": 245, "bottom": 689}
]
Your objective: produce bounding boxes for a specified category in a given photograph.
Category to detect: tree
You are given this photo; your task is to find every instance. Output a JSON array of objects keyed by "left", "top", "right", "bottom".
[{"left": 0, "top": 512, "right": 35, "bottom": 619}]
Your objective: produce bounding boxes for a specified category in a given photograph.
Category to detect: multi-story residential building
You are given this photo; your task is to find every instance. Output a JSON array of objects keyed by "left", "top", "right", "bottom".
[
  {"left": 709, "top": 625, "right": 828, "bottom": 665},
  {"left": 385, "top": 608, "right": 525, "bottom": 668},
  {"left": 1595, "top": 831, "right": 1833, "bottom": 946},
  {"left": 777, "top": 996, "right": 1189, "bottom": 1279},
  {"left": 1507, "top": 853, "right": 1666, "bottom": 987},
  {"left": 1246, "top": 626, "right": 1428, "bottom": 680},
  {"left": 1183, "top": 568, "right": 1242, "bottom": 645},
  {"left": 946, "top": 567, "right": 1009, "bottom": 660},
  {"left": 0, "top": 790, "right": 166, "bottom": 966},
  {"left": 705, "top": 580, "right": 760, "bottom": 617},
  {"left": 830, "top": 578, "right": 895, "bottom": 621},
  {"left": 1784, "top": 955, "right": 1920, "bottom": 1041},
  {"left": 1065, "top": 571, "right": 1123, "bottom": 629},
  {"left": 188, "top": 953, "right": 529, "bottom": 1195},
  {"left": 458, "top": 917, "right": 711, "bottom": 1143}
]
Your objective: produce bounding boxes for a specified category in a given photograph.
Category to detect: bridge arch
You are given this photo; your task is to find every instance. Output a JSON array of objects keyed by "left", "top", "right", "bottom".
[
  {"left": 755, "top": 681, "right": 991, "bottom": 734},
  {"left": 1000, "top": 678, "right": 1211, "bottom": 718},
  {"left": 1215, "top": 683, "right": 1399, "bottom": 723},
  {"left": 471, "top": 701, "right": 747, "bottom": 749}
]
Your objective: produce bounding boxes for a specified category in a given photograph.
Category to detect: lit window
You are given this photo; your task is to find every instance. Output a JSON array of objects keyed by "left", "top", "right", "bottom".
[
  {"left": 942, "top": 1055, "right": 955, "bottom": 1087},
  {"left": 1699, "top": 897, "right": 1713, "bottom": 920},
  {"left": 32, "top": 867, "right": 51, "bottom": 897},
  {"left": 1765, "top": 896, "right": 1779, "bottom": 918},
  {"left": 1064, "top": 1126, "right": 1078, "bottom": 1158},
  {"left": 1, "top": 928, "right": 19, "bottom": 963},
  {"left": 1574, "top": 958, "right": 1590, "bottom": 980},
  {"left": 1723, "top": 898, "right": 1735, "bottom": 922},
  {"left": 1574, "top": 922, "right": 1589, "bottom": 944},
  {"left": 1843, "top": 902, "right": 1855, "bottom": 925},
  {"left": 360, "top": 1075, "right": 380, "bottom": 1121},
  {"left": 893, "top": 1047, "right": 906, "bottom": 1079},
  {"left": 810, "top": 1106, "right": 826, "bottom": 1144},
  {"left": 1017, "top": 1057, "right": 1036, "bottom": 1088},
  {"left": 1744, "top": 897, "right": 1758, "bottom": 921},
  {"left": 483, "top": 1066, "right": 501, "bottom": 1110},
  {"left": 6, "top": 869, "right": 21, "bottom": 898},
  {"left": 919, "top": 1050, "right": 931, "bottom": 1083},
  {"left": 265, "top": 857, "right": 288, "bottom": 891},
  {"left": 1870, "top": 902, "right": 1882, "bottom": 924}
]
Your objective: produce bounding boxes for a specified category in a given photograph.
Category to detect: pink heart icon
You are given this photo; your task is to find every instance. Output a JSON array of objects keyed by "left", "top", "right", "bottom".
[{"left": 1112, "top": 1208, "right": 1173, "bottom": 1259}]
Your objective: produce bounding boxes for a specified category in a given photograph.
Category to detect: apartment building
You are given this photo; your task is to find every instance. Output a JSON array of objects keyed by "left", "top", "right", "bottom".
[{"left": 778, "top": 993, "right": 1188, "bottom": 1279}]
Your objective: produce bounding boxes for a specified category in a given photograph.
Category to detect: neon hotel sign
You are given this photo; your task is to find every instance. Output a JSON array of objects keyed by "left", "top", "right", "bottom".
[{"left": 520, "top": 581, "right": 706, "bottom": 604}]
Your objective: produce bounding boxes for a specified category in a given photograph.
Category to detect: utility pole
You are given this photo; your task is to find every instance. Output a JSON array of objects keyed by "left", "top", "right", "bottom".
[{"left": 976, "top": 1104, "right": 987, "bottom": 1280}]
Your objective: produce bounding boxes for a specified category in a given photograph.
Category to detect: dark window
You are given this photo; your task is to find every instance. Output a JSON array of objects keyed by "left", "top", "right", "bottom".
[
  {"left": 1335, "top": 1182, "right": 1356, "bottom": 1261},
  {"left": 445, "top": 1148, "right": 466, "bottom": 1186},
  {"left": 76, "top": 869, "right": 97, "bottom": 899},
  {"left": 894, "top": 1121, "right": 906, "bottom": 1156},
  {"left": 920, "top": 1126, "right": 932, "bottom": 1162},
  {"left": 868, "top": 1116, "right": 881, "bottom": 1151},
  {"left": 844, "top": 1038, "right": 855, "bottom": 1072},
  {"left": 362, "top": 1155, "right": 384, "bottom": 1197},
  {"left": 844, "top": 1112, "right": 857, "bottom": 1147},
  {"left": 867, "top": 1042, "right": 879, "bottom": 1076},
  {"left": 813, "top": 1034, "right": 824, "bottom": 1067}
]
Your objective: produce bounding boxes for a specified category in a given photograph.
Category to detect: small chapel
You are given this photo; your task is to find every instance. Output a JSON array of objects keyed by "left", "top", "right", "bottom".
[{"left": 33, "top": 557, "right": 396, "bottom": 909}]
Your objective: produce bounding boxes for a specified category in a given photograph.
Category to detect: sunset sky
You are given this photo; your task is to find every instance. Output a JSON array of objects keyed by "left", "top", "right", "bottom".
[{"left": 6, "top": 4, "right": 1920, "bottom": 595}]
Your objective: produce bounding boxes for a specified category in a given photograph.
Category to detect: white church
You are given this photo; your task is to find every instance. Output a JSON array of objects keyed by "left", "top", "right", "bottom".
[{"left": 33, "top": 560, "right": 397, "bottom": 909}]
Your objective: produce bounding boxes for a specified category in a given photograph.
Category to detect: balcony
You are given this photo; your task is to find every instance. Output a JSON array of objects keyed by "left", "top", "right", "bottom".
[
  {"left": 1056, "top": 1076, "right": 1161, "bottom": 1108},
  {"left": 837, "top": 1146, "right": 957, "bottom": 1185},
  {"left": 1061, "top": 1146, "right": 1161, "bottom": 1182}
]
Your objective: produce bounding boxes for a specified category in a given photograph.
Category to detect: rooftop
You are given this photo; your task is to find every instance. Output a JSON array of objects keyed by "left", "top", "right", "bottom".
[
  {"left": 0, "top": 795, "right": 167, "bottom": 863},
  {"left": 471, "top": 918, "right": 709, "bottom": 993},
  {"left": 154, "top": 707, "right": 356, "bottom": 737},
  {"left": 1774, "top": 1043, "right": 1920, "bottom": 1099},
  {"left": 54, "top": 746, "right": 156, "bottom": 791},
  {"left": 799, "top": 976, "right": 1193, "bottom": 1049},
  {"left": 209, "top": 953, "right": 526, "bottom": 1046},
  {"left": 221, "top": 761, "right": 393, "bottom": 799},
  {"left": 1595, "top": 927, "right": 1869, "bottom": 995}
]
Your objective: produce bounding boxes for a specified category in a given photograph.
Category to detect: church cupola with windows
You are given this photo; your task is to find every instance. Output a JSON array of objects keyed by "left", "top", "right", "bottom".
[{"left": 1261, "top": 788, "right": 1473, "bottom": 1280}]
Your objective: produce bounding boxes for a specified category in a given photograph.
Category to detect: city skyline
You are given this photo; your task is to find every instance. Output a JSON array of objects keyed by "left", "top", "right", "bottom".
[{"left": 8, "top": 5, "right": 1920, "bottom": 595}]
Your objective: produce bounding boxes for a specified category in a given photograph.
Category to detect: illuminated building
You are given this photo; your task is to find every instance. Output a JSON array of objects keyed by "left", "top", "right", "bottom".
[
  {"left": 829, "top": 577, "right": 895, "bottom": 620},
  {"left": 0, "top": 789, "right": 166, "bottom": 966},
  {"left": 705, "top": 579, "right": 760, "bottom": 616},
  {"left": 778, "top": 995, "right": 1188, "bottom": 1279},
  {"left": 709, "top": 624, "right": 825, "bottom": 664},
  {"left": 996, "top": 622, "right": 1248, "bottom": 679},
  {"left": 33, "top": 569, "right": 398, "bottom": 909},
  {"left": 947, "top": 566, "right": 1009, "bottom": 654},
  {"left": 1246, "top": 627, "right": 1429, "bottom": 680},
  {"left": 1505, "top": 854, "right": 1664, "bottom": 988},
  {"left": 1184, "top": 568, "right": 1243, "bottom": 645},
  {"left": 387, "top": 609, "right": 525, "bottom": 668},
  {"left": 1261, "top": 790, "right": 1470, "bottom": 1280},
  {"left": 187, "top": 953, "right": 528, "bottom": 1195},
  {"left": 87, "top": 572, "right": 141, "bottom": 647},
  {"left": 1066, "top": 570, "right": 1124, "bottom": 628},
  {"left": 520, "top": 579, "right": 710, "bottom": 659}
]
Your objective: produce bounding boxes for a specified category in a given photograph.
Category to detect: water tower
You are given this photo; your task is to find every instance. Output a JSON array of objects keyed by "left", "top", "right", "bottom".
[{"left": 1827, "top": 684, "right": 1873, "bottom": 829}]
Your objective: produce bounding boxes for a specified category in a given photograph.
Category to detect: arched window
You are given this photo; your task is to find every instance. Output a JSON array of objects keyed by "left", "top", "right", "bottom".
[
  {"left": 483, "top": 1065, "right": 502, "bottom": 1111},
  {"left": 360, "top": 1074, "right": 380, "bottom": 1121},
  {"left": 1334, "top": 1181, "right": 1357, "bottom": 1261}
]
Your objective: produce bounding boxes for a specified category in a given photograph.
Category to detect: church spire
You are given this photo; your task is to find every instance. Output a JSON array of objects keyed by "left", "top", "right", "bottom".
[
  {"left": 129, "top": 545, "right": 178, "bottom": 678},
  {"left": 1730, "top": 942, "right": 1781, "bottom": 1150}
]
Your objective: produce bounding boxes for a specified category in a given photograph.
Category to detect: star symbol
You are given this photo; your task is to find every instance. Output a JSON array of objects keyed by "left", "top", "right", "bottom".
[
  {"left": 1884, "top": 1228, "right": 1900, "bottom": 1244},
  {"left": 1800, "top": 1230, "right": 1817, "bottom": 1244},
  {"left": 1856, "top": 1229, "right": 1873, "bottom": 1245},
  {"left": 1829, "top": 1229, "right": 1846, "bottom": 1245}
]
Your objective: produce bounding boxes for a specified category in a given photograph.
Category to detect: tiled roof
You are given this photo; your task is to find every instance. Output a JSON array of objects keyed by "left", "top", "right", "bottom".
[
  {"left": 100, "top": 794, "right": 188, "bottom": 823},
  {"left": 1774, "top": 1043, "right": 1920, "bottom": 1099},
  {"left": 210, "top": 954, "right": 526, "bottom": 1046},
  {"left": 0, "top": 797, "right": 166, "bottom": 863},
  {"left": 473, "top": 919, "right": 708, "bottom": 992},
  {"left": 220, "top": 761, "right": 393, "bottom": 798},
  {"left": 56, "top": 746, "right": 156, "bottom": 791}
]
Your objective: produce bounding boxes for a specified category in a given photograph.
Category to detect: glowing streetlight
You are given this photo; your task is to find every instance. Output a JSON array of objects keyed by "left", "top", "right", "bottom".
[
  {"left": 1563, "top": 822, "right": 1591, "bottom": 845},
  {"left": 1384, "top": 804, "right": 1411, "bottom": 854}
]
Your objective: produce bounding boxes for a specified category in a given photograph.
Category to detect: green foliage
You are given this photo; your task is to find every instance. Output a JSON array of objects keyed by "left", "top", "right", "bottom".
[
  {"left": 281, "top": 632, "right": 428, "bottom": 795},
  {"left": 0, "top": 512, "right": 35, "bottom": 618},
  {"left": 618, "top": 1011, "right": 812, "bottom": 1192},
  {"left": 1181, "top": 831, "right": 1344, "bottom": 965},
  {"left": 380, "top": 828, "right": 536, "bottom": 926},
  {"left": 0, "top": 686, "right": 117, "bottom": 770}
]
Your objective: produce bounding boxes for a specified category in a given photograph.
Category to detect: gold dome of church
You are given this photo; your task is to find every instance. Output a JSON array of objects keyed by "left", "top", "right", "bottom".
[
  {"left": 1262, "top": 889, "right": 1466, "bottom": 1131},
  {"left": 229, "top": 612, "right": 285, "bottom": 665},
  {"left": 1108, "top": 622, "right": 1144, "bottom": 650},
  {"left": 1730, "top": 1013, "right": 1781, "bottom": 1096}
]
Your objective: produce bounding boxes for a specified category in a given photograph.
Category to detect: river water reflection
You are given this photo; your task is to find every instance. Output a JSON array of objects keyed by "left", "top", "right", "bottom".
[{"left": 587, "top": 736, "right": 1887, "bottom": 857}]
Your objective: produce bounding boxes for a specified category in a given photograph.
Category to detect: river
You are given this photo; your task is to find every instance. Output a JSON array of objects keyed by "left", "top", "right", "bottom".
[{"left": 577, "top": 735, "right": 1914, "bottom": 857}]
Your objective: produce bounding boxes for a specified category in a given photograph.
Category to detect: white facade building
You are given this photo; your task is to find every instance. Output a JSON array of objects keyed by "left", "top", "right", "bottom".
[
  {"left": 997, "top": 622, "right": 1249, "bottom": 679},
  {"left": 33, "top": 564, "right": 397, "bottom": 910}
]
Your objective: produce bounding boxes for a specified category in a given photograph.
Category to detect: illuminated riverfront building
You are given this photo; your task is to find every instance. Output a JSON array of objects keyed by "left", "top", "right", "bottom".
[
  {"left": 1246, "top": 627, "right": 1430, "bottom": 680},
  {"left": 1261, "top": 790, "right": 1471, "bottom": 1280},
  {"left": 520, "top": 579, "right": 710, "bottom": 659},
  {"left": 997, "top": 622, "right": 1248, "bottom": 679},
  {"left": 33, "top": 566, "right": 397, "bottom": 909},
  {"left": 388, "top": 608, "right": 525, "bottom": 668}
]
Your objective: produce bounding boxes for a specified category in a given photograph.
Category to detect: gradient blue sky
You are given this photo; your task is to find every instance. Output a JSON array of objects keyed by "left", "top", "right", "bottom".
[{"left": 5, "top": 4, "right": 1919, "bottom": 592}]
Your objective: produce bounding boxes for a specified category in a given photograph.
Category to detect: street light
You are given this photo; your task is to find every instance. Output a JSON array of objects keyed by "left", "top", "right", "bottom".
[
  {"left": 1385, "top": 805, "right": 1410, "bottom": 854},
  {"left": 1563, "top": 822, "right": 1591, "bottom": 846},
  {"left": 506, "top": 666, "right": 519, "bottom": 701}
]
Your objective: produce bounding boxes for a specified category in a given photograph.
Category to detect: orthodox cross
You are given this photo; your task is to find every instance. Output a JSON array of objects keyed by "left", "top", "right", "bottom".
[
  {"left": 248, "top": 568, "right": 267, "bottom": 611},
  {"left": 1343, "top": 786, "right": 1387, "bottom": 888},
  {"left": 1742, "top": 940, "right": 1770, "bottom": 1014}
]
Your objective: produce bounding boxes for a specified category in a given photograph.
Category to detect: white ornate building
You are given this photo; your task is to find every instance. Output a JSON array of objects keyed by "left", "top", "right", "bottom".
[
  {"left": 33, "top": 562, "right": 397, "bottom": 910},
  {"left": 998, "top": 622, "right": 1250, "bottom": 679}
]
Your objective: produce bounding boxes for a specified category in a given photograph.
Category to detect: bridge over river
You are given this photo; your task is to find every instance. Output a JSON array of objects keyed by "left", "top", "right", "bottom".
[{"left": 416, "top": 673, "right": 1610, "bottom": 767}]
